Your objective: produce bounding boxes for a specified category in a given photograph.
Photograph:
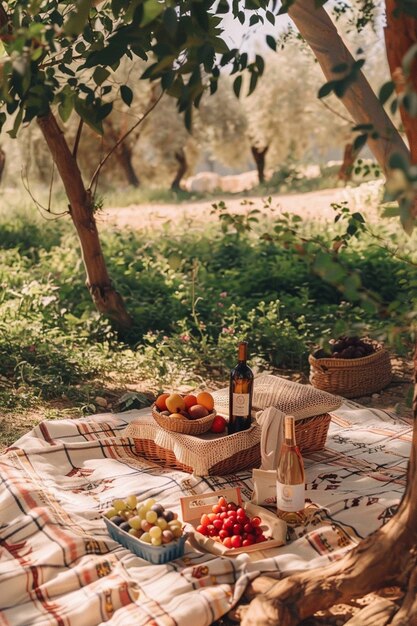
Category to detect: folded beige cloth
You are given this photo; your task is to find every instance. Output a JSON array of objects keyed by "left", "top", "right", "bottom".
[{"left": 212, "top": 374, "right": 342, "bottom": 470}]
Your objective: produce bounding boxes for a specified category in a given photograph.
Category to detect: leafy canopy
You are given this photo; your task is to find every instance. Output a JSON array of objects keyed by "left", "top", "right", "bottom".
[{"left": 0, "top": 0, "right": 281, "bottom": 136}]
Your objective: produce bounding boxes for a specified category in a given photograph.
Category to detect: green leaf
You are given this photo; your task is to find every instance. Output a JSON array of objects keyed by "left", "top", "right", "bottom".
[
  {"left": 233, "top": 75, "right": 242, "bottom": 98},
  {"left": 163, "top": 7, "right": 177, "bottom": 37},
  {"left": 332, "top": 62, "right": 348, "bottom": 73},
  {"left": 318, "top": 81, "right": 335, "bottom": 98},
  {"left": 248, "top": 70, "right": 258, "bottom": 96},
  {"left": 58, "top": 89, "right": 74, "bottom": 122},
  {"left": 266, "top": 10, "right": 275, "bottom": 24},
  {"left": 120, "top": 84, "right": 133, "bottom": 106},
  {"left": 266, "top": 35, "right": 276, "bottom": 51},
  {"left": 402, "top": 42, "right": 417, "bottom": 76},
  {"left": 313, "top": 252, "right": 346, "bottom": 285},
  {"left": 64, "top": 0, "right": 92, "bottom": 36},
  {"left": 7, "top": 105, "right": 23, "bottom": 138},
  {"left": 379, "top": 81, "right": 395, "bottom": 105},
  {"left": 399, "top": 199, "right": 415, "bottom": 235},
  {"left": 353, "top": 133, "right": 367, "bottom": 152},
  {"left": 255, "top": 54, "right": 265, "bottom": 76},
  {"left": 141, "top": 0, "right": 164, "bottom": 26},
  {"left": 402, "top": 91, "right": 417, "bottom": 116},
  {"left": 389, "top": 152, "right": 409, "bottom": 171},
  {"left": 74, "top": 98, "right": 103, "bottom": 135},
  {"left": 93, "top": 66, "right": 110, "bottom": 86},
  {"left": 381, "top": 205, "right": 401, "bottom": 218}
]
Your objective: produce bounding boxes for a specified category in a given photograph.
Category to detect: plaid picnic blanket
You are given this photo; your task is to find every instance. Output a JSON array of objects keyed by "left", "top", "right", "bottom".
[{"left": 0, "top": 402, "right": 412, "bottom": 626}]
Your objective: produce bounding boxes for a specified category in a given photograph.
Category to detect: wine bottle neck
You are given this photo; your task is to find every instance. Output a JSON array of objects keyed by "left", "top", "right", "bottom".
[
  {"left": 284, "top": 415, "right": 297, "bottom": 444},
  {"left": 238, "top": 341, "right": 248, "bottom": 362}
]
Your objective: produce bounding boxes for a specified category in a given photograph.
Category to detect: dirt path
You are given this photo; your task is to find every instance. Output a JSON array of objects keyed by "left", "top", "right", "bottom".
[{"left": 99, "top": 186, "right": 380, "bottom": 230}]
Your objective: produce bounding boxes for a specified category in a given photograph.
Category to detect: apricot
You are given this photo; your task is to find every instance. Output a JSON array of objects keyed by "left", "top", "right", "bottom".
[
  {"left": 155, "top": 393, "right": 170, "bottom": 411},
  {"left": 165, "top": 393, "right": 186, "bottom": 413},
  {"left": 188, "top": 404, "right": 209, "bottom": 420},
  {"left": 183, "top": 394, "right": 197, "bottom": 410},
  {"left": 196, "top": 392, "right": 214, "bottom": 412}
]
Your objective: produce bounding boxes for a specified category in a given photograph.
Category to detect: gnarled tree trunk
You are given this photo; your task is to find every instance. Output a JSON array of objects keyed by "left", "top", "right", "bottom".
[
  {"left": 251, "top": 145, "right": 269, "bottom": 184},
  {"left": 171, "top": 148, "right": 187, "bottom": 191},
  {"left": 37, "top": 110, "right": 132, "bottom": 331}
]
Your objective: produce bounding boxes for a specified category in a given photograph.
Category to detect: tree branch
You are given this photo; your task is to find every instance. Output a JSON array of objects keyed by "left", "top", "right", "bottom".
[
  {"left": 72, "top": 118, "right": 84, "bottom": 159},
  {"left": 88, "top": 90, "right": 163, "bottom": 191}
]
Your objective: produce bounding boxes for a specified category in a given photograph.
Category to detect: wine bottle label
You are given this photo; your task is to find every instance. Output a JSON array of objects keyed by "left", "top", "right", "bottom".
[
  {"left": 232, "top": 393, "right": 250, "bottom": 417},
  {"left": 276, "top": 481, "right": 304, "bottom": 512}
]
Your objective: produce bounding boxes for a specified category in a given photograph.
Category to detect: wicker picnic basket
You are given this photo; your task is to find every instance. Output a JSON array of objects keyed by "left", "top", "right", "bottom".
[
  {"left": 309, "top": 344, "right": 392, "bottom": 398},
  {"left": 152, "top": 405, "right": 216, "bottom": 435},
  {"left": 125, "top": 375, "right": 342, "bottom": 475}
]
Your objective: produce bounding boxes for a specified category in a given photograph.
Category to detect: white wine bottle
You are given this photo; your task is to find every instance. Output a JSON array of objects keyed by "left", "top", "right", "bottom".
[
  {"left": 276, "top": 415, "right": 305, "bottom": 525},
  {"left": 228, "top": 341, "right": 254, "bottom": 434}
]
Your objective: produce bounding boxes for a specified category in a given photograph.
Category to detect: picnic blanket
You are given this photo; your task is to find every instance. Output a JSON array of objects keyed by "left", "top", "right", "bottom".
[{"left": 0, "top": 402, "right": 412, "bottom": 626}]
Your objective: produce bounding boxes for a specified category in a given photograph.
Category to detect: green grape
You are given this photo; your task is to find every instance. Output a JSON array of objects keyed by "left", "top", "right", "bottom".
[
  {"left": 151, "top": 537, "right": 162, "bottom": 546},
  {"left": 141, "top": 532, "right": 151, "bottom": 543},
  {"left": 113, "top": 499, "right": 127, "bottom": 512},
  {"left": 128, "top": 516, "right": 142, "bottom": 530},
  {"left": 126, "top": 495, "right": 137, "bottom": 509},
  {"left": 144, "top": 498, "right": 156, "bottom": 511},
  {"left": 157, "top": 517, "right": 168, "bottom": 530},
  {"left": 146, "top": 510, "right": 157, "bottom": 524},
  {"left": 149, "top": 526, "right": 162, "bottom": 539},
  {"left": 105, "top": 508, "right": 117, "bottom": 519},
  {"left": 129, "top": 528, "right": 143, "bottom": 538},
  {"left": 172, "top": 526, "right": 182, "bottom": 538},
  {"left": 137, "top": 506, "right": 147, "bottom": 520},
  {"left": 168, "top": 520, "right": 181, "bottom": 530}
]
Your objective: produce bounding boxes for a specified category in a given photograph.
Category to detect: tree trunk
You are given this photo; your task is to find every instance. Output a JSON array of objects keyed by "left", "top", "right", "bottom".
[
  {"left": 338, "top": 142, "right": 361, "bottom": 183},
  {"left": 251, "top": 145, "right": 268, "bottom": 184},
  {"left": 37, "top": 110, "right": 133, "bottom": 331},
  {"left": 0, "top": 146, "right": 5, "bottom": 184},
  {"left": 117, "top": 142, "right": 140, "bottom": 187},
  {"left": 238, "top": 6, "right": 417, "bottom": 620},
  {"left": 385, "top": 0, "right": 417, "bottom": 226},
  {"left": 288, "top": 0, "right": 410, "bottom": 174},
  {"left": 171, "top": 148, "right": 187, "bottom": 191}
]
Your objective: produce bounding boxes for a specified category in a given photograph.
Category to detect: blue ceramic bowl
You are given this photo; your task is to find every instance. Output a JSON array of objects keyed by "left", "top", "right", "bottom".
[{"left": 103, "top": 516, "right": 187, "bottom": 565}]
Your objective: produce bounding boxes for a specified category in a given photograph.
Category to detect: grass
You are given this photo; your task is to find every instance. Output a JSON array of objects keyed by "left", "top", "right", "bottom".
[{"left": 0, "top": 171, "right": 414, "bottom": 451}]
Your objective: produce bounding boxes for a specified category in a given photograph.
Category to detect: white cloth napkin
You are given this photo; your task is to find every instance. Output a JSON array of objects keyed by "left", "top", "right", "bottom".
[{"left": 254, "top": 406, "right": 286, "bottom": 470}]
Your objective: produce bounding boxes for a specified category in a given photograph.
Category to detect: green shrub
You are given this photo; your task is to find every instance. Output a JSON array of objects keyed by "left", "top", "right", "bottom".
[{"left": 1, "top": 203, "right": 416, "bottom": 410}]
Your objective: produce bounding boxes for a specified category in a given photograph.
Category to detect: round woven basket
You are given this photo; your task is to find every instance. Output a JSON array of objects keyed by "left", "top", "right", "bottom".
[
  {"left": 309, "top": 345, "right": 392, "bottom": 398},
  {"left": 152, "top": 405, "right": 217, "bottom": 435}
]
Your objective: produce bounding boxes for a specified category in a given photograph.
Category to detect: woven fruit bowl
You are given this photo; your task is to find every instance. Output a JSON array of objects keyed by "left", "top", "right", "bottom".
[
  {"left": 309, "top": 336, "right": 392, "bottom": 398},
  {"left": 152, "top": 405, "right": 217, "bottom": 435},
  {"left": 151, "top": 390, "right": 220, "bottom": 436}
]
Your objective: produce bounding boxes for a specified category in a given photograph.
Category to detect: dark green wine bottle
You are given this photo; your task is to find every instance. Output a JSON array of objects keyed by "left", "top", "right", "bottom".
[{"left": 228, "top": 341, "right": 254, "bottom": 434}]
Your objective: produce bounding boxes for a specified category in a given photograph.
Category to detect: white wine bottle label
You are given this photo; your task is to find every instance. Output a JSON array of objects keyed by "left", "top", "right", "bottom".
[
  {"left": 276, "top": 481, "right": 304, "bottom": 512},
  {"left": 232, "top": 393, "right": 250, "bottom": 416}
]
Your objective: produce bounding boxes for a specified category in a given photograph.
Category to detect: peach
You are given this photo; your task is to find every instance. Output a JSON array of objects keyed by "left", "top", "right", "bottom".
[
  {"left": 155, "top": 393, "right": 170, "bottom": 411},
  {"left": 165, "top": 393, "right": 185, "bottom": 413},
  {"left": 188, "top": 404, "right": 209, "bottom": 420},
  {"left": 196, "top": 392, "right": 214, "bottom": 412},
  {"left": 170, "top": 412, "right": 186, "bottom": 420},
  {"left": 183, "top": 394, "right": 197, "bottom": 410}
]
